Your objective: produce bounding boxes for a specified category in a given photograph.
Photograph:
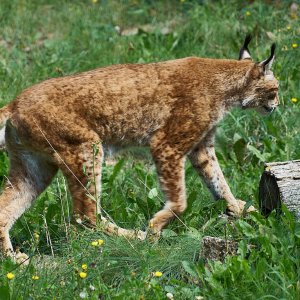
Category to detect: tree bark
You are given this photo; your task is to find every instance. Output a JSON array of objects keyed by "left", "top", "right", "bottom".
[{"left": 259, "top": 160, "right": 300, "bottom": 219}]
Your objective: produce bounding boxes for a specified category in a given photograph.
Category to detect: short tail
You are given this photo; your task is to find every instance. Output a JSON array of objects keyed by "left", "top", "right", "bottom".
[{"left": 0, "top": 104, "right": 12, "bottom": 150}]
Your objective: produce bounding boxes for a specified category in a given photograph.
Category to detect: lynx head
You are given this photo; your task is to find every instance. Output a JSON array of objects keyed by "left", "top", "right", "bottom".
[{"left": 238, "top": 35, "right": 279, "bottom": 115}]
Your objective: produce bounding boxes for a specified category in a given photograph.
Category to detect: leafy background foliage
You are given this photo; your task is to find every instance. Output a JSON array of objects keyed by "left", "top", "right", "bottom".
[{"left": 0, "top": 0, "right": 299, "bottom": 299}]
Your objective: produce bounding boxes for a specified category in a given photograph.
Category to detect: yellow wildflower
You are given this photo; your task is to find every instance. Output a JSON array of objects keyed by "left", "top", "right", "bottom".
[
  {"left": 82, "top": 264, "right": 88, "bottom": 270},
  {"left": 245, "top": 11, "right": 251, "bottom": 16},
  {"left": 92, "top": 0, "right": 98, "bottom": 3},
  {"left": 91, "top": 239, "right": 104, "bottom": 246},
  {"left": 291, "top": 97, "right": 298, "bottom": 103},
  {"left": 32, "top": 275, "right": 39, "bottom": 280},
  {"left": 79, "top": 272, "right": 87, "bottom": 279},
  {"left": 153, "top": 271, "right": 163, "bottom": 277},
  {"left": 91, "top": 240, "right": 98, "bottom": 246},
  {"left": 292, "top": 43, "right": 298, "bottom": 49},
  {"left": 286, "top": 25, "right": 291, "bottom": 30},
  {"left": 7, "top": 273, "right": 14, "bottom": 280},
  {"left": 33, "top": 232, "right": 40, "bottom": 241}
]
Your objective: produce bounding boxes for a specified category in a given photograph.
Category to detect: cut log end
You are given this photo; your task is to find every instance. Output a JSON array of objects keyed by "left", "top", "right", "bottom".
[
  {"left": 259, "top": 172, "right": 281, "bottom": 216},
  {"left": 259, "top": 160, "right": 300, "bottom": 219}
]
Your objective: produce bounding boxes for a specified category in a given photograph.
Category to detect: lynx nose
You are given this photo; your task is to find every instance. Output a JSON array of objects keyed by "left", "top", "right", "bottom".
[{"left": 263, "top": 105, "right": 275, "bottom": 113}]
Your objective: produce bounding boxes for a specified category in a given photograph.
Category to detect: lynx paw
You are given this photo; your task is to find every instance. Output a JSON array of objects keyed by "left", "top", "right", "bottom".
[
  {"left": 227, "top": 199, "right": 256, "bottom": 217},
  {"left": 3, "top": 248, "right": 29, "bottom": 265},
  {"left": 15, "top": 251, "right": 30, "bottom": 265},
  {"left": 136, "top": 230, "right": 147, "bottom": 241},
  {"left": 146, "top": 222, "right": 161, "bottom": 243},
  {"left": 147, "top": 230, "right": 161, "bottom": 243}
]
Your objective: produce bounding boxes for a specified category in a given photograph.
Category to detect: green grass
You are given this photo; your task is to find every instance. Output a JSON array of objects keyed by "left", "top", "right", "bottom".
[{"left": 0, "top": 0, "right": 299, "bottom": 299}]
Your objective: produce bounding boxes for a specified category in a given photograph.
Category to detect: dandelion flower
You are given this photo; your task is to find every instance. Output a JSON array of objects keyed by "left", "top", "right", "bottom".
[
  {"left": 91, "top": 240, "right": 98, "bottom": 246},
  {"left": 33, "top": 232, "right": 40, "bottom": 241},
  {"left": 79, "top": 272, "right": 87, "bottom": 279},
  {"left": 91, "top": 0, "right": 98, "bottom": 3},
  {"left": 245, "top": 11, "right": 251, "bottom": 16},
  {"left": 82, "top": 264, "right": 88, "bottom": 270},
  {"left": 7, "top": 273, "right": 14, "bottom": 280},
  {"left": 287, "top": 25, "right": 291, "bottom": 30},
  {"left": 153, "top": 271, "right": 163, "bottom": 277},
  {"left": 32, "top": 275, "right": 39, "bottom": 280},
  {"left": 291, "top": 97, "right": 298, "bottom": 103},
  {"left": 292, "top": 43, "right": 298, "bottom": 49},
  {"left": 91, "top": 239, "right": 104, "bottom": 246}
]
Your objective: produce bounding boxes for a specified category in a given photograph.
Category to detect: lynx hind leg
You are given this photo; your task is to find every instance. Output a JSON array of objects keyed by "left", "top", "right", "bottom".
[
  {"left": 149, "top": 146, "right": 187, "bottom": 235},
  {"left": 0, "top": 125, "right": 58, "bottom": 262},
  {"left": 0, "top": 168, "right": 38, "bottom": 262},
  {"left": 57, "top": 141, "right": 146, "bottom": 240}
]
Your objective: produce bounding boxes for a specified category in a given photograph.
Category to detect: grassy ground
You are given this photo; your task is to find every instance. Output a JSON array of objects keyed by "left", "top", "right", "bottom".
[{"left": 0, "top": 0, "right": 299, "bottom": 299}]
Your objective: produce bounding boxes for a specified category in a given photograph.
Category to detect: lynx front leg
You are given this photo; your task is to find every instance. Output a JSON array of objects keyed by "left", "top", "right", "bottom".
[
  {"left": 149, "top": 146, "right": 187, "bottom": 234},
  {"left": 189, "top": 138, "right": 256, "bottom": 216}
]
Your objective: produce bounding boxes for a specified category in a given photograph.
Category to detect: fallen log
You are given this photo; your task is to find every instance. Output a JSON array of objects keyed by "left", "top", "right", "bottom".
[{"left": 259, "top": 160, "right": 300, "bottom": 219}]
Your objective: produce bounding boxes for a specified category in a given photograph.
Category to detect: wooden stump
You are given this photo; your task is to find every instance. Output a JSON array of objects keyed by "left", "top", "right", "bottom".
[
  {"left": 201, "top": 236, "right": 238, "bottom": 261},
  {"left": 259, "top": 160, "right": 300, "bottom": 219}
]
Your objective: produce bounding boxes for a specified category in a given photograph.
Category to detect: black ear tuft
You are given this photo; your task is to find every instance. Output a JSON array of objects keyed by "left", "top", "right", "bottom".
[
  {"left": 271, "top": 43, "right": 276, "bottom": 54},
  {"left": 239, "top": 34, "right": 252, "bottom": 60},
  {"left": 244, "top": 34, "right": 252, "bottom": 49},
  {"left": 261, "top": 43, "right": 276, "bottom": 69}
]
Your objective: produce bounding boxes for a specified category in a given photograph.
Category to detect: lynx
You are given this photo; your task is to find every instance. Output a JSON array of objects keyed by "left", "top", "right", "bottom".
[{"left": 0, "top": 36, "right": 279, "bottom": 262}]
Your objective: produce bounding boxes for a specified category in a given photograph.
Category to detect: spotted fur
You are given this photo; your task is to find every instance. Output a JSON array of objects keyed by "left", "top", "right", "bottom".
[{"left": 0, "top": 37, "right": 279, "bottom": 262}]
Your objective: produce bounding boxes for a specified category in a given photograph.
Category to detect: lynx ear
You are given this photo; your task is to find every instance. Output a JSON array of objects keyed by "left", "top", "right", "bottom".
[
  {"left": 239, "top": 34, "right": 252, "bottom": 60},
  {"left": 259, "top": 43, "right": 276, "bottom": 71}
]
